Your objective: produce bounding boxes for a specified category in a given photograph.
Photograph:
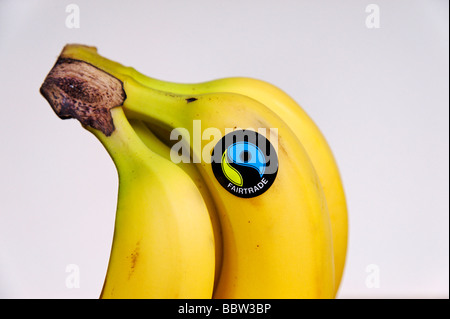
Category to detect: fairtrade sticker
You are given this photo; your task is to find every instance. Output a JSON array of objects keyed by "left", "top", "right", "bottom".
[{"left": 211, "top": 130, "right": 278, "bottom": 198}]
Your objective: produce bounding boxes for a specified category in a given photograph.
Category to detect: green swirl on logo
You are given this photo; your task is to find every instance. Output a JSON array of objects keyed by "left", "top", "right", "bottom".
[{"left": 221, "top": 149, "right": 243, "bottom": 187}]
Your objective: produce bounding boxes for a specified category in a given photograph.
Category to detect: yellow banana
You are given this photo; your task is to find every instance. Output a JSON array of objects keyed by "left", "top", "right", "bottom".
[
  {"left": 97, "top": 110, "right": 215, "bottom": 298},
  {"left": 203, "top": 78, "right": 347, "bottom": 294},
  {"left": 40, "top": 68, "right": 216, "bottom": 298},
  {"left": 41, "top": 44, "right": 336, "bottom": 299},
  {"left": 141, "top": 78, "right": 347, "bottom": 295},
  {"left": 154, "top": 78, "right": 347, "bottom": 295},
  {"left": 57, "top": 44, "right": 347, "bottom": 295},
  {"left": 124, "top": 79, "right": 335, "bottom": 299},
  {"left": 130, "top": 119, "right": 223, "bottom": 289}
]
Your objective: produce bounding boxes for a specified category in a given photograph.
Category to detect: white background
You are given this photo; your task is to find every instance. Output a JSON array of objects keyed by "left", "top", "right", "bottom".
[{"left": 0, "top": 0, "right": 448, "bottom": 299}]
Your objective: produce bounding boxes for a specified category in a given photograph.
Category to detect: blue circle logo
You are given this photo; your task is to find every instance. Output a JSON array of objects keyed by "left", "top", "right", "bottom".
[{"left": 212, "top": 130, "right": 278, "bottom": 198}]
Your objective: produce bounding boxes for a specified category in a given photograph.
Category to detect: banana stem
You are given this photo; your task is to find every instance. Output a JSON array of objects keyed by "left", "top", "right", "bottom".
[
  {"left": 39, "top": 56, "right": 165, "bottom": 171},
  {"left": 40, "top": 57, "right": 126, "bottom": 137},
  {"left": 121, "top": 77, "right": 192, "bottom": 130},
  {"left": 88, "top": 107, "right": 158, "bottom": 170},
  {"left": 40, "top": 52, "right": 195, "bottom": 139}
]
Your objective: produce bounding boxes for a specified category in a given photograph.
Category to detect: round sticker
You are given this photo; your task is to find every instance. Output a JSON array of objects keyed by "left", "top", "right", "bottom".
[{"left": 211, "top": 130, "right": 278, "bottom": 198}]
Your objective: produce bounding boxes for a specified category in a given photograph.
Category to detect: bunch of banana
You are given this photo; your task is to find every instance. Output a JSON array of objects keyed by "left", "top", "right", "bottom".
[{"left": 40, "top": 44, "right": 347, "bottom": 299}]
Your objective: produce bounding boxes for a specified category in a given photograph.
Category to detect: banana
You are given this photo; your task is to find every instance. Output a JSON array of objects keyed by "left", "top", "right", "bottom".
[
  {"left": 95, "top": 110, "right": 215, "bottom": 298},
  {"left": 123, "top": 79, "right": 335, "bottom": 299},
  {"left": 199, "top": 78, "right": 347, "bottom": 294},
  {"left": 142, "top": 78, "right": 348, "bottom": 295},
  {"left": 129, "top": 119, "right": 223, "bottom": 290},
  {"left": 40, "top": 66, "right": 216, "bottom": 298},
  {"left": 139, "top": 79, "right": 347, "bottom": 295},
  {"left": 97, "top": 110, "right": 215, "bottom": 298},
  {"left": 41, "top": 44, "right": 336, "bottom": 298},
  {"left": 56, "top": 44, "right": 347, "bottom": 295}
]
